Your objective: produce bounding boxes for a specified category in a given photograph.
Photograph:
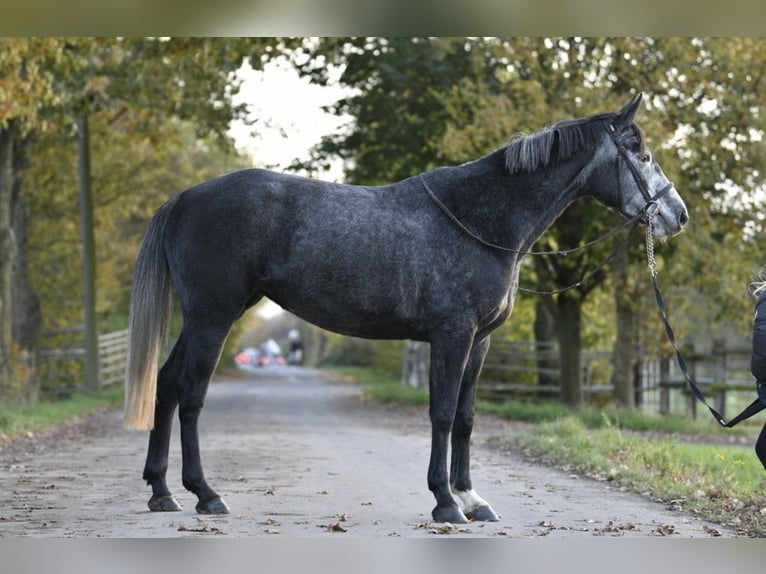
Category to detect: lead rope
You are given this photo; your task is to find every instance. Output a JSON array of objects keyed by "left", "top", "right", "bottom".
[
  {"left": 645, "top": 213, "right": 765, "bottom": 427},
  {"left": 645, "top": 215, "right": 657, "bottom": 278}
]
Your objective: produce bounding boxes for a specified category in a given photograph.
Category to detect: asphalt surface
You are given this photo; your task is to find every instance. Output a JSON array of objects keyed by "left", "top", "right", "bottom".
[{"left": 0, "top": 366, "right": 738, "bottom": 537}]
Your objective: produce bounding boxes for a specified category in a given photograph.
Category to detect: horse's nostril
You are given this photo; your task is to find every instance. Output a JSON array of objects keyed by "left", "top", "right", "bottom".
[{"left": 679, "top": 210, "right": 689, "bottom": 227}]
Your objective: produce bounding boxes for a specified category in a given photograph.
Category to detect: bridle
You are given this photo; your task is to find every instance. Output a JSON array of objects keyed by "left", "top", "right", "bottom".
[
  {"left": 605, "top": 122, "right": 674, "bottom": 225},
  {"left": 429, "top": 120, "right": 766, "bottom": 426},
  {"left": 628, "top": 123, "right": 766, "bottom": 428},
  {"left": 420, "top": 123, "right": 676, "bottom": 294}
]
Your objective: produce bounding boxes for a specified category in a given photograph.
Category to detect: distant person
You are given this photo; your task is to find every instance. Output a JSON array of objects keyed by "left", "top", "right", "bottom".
[
  {"left": 748, "top": 275, "right": 766, "bottom": 469},
  {"left": 288, "top": 329, "right": 303, "bottom": 365}
]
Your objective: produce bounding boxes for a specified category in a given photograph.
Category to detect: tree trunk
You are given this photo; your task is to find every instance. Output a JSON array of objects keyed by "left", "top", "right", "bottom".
[
  {"left": 611, "top": 240, "right": 637, "bottom": 408},
  {"left": 11, "top": 140, "right": 42, "bottom": 403},
  {"left": 557, "top": 290, "right": 583, "bottom": 408},
  {"left": 533, "top": 298, "right": 557, "bottom": 388},
  {"left": 0, "top": 127, "right": 16, "bottom": 399}
]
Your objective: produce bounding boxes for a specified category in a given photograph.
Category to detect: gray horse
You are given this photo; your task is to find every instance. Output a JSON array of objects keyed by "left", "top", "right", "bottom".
[{"left": 125, "top": 93, "right": 688, "bottom": 523}]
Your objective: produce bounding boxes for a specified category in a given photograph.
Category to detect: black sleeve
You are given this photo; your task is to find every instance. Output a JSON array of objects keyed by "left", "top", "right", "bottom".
[{"left": 751, "top": 291, "right": 766, "bottom": 381}]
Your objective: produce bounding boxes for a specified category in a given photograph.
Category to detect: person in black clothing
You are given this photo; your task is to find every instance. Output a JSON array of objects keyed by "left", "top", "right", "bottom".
[{"left": 749, "top": 279, "right": 766, "bottom": 469}]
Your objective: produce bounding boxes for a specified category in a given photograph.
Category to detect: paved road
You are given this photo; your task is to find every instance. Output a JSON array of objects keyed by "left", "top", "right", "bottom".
[{"left": 0, "top": 367, "right": 737, "bottom": 537}]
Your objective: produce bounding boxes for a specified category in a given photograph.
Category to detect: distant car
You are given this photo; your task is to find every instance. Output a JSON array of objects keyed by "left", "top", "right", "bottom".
[
  {"left": 257, "top": 353, "right": 286, "bottom": 366},
  {"left": 235, "top": 347, "right": 259, "bottom": 366},
  {"left": 257, "top": 339, "right": 285, "bottom": 366}
]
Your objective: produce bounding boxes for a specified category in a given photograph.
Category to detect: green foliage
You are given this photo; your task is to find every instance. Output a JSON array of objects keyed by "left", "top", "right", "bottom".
[
  {"left": 333, "top": 366, "right": 429, "bottom": 406},
  {"left": 6, "top": 37, "right": 766, "bottom": 406},
  {"left": 363, "top": 380, "right": 429, "bottom": 407},
  {"left": 1, "top": 38, "right": 284, "bottom": 402},
  {"left": 475, "top": 396, "right": 737, "bottom": 435},
  {"left": 26, "top": 116, "right": 251, "bottom": 334},
  {"left": 288, "top": 37, "right": 766, "bottom": 399}
]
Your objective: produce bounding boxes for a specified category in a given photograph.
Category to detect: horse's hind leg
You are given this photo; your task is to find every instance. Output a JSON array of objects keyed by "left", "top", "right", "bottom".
[
  {"left": 143, "top": 333, "right": 186, "bottom": 511},
  {"left": 177, "top": 321, "right": 233, "bottom": 514},
  {"left": 450, "top": 336, "right": 499, "bottom": 521}
]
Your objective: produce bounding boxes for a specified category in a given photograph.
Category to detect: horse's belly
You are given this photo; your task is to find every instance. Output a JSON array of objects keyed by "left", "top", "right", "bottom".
[{"left": 272, "top": 293, "right": 427, "bottom": 341}]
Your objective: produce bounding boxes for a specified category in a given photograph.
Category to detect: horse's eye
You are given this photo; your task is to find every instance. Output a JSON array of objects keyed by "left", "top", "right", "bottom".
[{"left": 641, "top": 152, "right": 651, "bottom": 163}]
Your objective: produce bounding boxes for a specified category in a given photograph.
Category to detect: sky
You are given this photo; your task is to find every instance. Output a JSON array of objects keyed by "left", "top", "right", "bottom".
[
  {"left": 228, "top": 59, "right": 350, "bottom": 319},
  {"left": 228, "top": 58, "right": 350, "bottom": 180}
]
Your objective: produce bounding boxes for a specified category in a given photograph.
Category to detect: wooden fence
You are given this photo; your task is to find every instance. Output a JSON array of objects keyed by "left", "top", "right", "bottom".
[
  {"left": 431, "top": 338, "right": 759, "bottom": 419},
  {"left": 478, "top": 340, "right": 615, "bottom": 402},
  {"left": 635, "top": 342, "right": 756, "bottom": 421},
  {"left": 38, "top": 327, "right": 129, "bottom": 395}
]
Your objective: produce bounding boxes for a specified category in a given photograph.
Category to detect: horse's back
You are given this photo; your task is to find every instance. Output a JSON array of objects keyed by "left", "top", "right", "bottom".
[{"left": 162, "top": 169, "right": 433, "bottom": 331}]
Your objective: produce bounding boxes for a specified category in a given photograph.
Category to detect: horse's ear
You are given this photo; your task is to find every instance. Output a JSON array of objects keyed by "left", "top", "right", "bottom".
[{"left": 616, "top": 92, "right": 643, "bottom": 124}]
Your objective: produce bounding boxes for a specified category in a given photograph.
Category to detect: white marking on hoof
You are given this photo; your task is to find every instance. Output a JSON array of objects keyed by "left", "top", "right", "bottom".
[{"left": 453, "top": 489, "right": 489, "bottom": 515}]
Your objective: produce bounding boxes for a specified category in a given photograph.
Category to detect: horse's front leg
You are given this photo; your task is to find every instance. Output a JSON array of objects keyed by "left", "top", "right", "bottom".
[
  {"left": 450, "top": 336, "right": 499, "bottom": 521},
  {"left": 427, "top": 329, "right": 474, "bottom": 523}
]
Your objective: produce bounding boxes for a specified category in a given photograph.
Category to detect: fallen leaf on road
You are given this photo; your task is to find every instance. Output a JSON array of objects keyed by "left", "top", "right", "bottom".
[
  {"left": 416, "top": 522, "right": 473, "bottom": 535},
  {"left": 177, "top": 524, "right": 225, "bottom": 535},
  {"left": 538, "top": 520, "right": 554, "bottom": 528},
  {"left": 654, "top": 524, "right": 676, "bottom": 536},
  {"left": 703, "top": 525, "right": 722, "bottom": 537},
  {"left": 595, "top": 521, "right": 637, "bottom": 536}
]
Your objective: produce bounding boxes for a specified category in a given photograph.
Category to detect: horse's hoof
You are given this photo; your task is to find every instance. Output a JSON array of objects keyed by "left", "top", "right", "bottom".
[
  {"left": 148, "top": 495, "right": 182, "bottom": 512},
  {"left": 431, "top": 505, "right": 469, "bottom": 524},
  {"left": 196, "top": 496, "right": 230, "bottom": 515},
  {"left": 466, "top": 505, "right": 499, "bottom": 522}
]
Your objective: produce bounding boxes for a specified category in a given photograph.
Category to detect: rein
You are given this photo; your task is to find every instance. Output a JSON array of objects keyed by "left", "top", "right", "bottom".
[
  {"left": 420, "top": 173, "right": 642, "bottom": 257},
  {"left": 420, "top": 173, "right": 644, "bottom": 295},
  {"left": 644, "top": 215, "right": 766, "bottom": 428}
]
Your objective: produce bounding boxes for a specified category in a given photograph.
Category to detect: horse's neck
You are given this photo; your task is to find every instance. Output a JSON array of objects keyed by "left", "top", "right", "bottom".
[{"left": 428, "top": 149, "right": 593, "bottom": 253}]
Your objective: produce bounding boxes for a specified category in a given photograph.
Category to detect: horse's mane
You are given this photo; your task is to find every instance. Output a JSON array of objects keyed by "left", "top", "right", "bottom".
[{"left": 504, "top": 111, "right": 646, "bottom": 174}]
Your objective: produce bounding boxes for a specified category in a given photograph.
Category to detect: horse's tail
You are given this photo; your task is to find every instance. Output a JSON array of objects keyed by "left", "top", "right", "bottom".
[{"left": 124, "top": 195, "right": 179, "bottom": 430}]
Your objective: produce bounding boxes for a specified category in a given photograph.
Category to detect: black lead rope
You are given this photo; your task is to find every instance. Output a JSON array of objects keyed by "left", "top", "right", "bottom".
[{"left": 646, "top": 218, "right": 766, "bottom": 428}]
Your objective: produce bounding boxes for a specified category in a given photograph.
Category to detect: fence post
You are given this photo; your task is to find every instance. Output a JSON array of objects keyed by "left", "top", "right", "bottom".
[
  {"left": 402, "top": 340, "right": 429, "bottom": 389},
  {"left": 659, "top": 358, "right": 670, "bottom": 415}
]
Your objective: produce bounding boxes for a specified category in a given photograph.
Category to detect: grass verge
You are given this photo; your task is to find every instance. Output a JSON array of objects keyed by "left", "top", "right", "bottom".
[
  {"left": 507, "top": 415, "right": 766, "bottom": 536},
  {"left": 331, "top": 366, "right": 430, "bottom": 406},
  {"left": 336, "top": 367, "right": 766, "bottom": 536},
  {"left": 0, "top": 386, "right": 123, "bottom": 443}
]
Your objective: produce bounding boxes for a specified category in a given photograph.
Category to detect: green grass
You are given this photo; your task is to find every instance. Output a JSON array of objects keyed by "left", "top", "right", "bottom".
[
  {"left": 477, "top": 397, "right": 746, "bottom": 435},
  {"left": 331, "top": 366, "right": 430, "bottom": 406},
  {"left": 507, "top": 416, "right": 766, "bottom": 536},
  {"left": 0, "top": 386, "right": 123, "bottom": 442}
]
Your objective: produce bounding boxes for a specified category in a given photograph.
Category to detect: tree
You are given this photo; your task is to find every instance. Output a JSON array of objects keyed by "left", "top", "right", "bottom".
[
  {"left": 1, "top": 37, "right": 288, "bottom": 401},
  {"left": 288, "top": 37, "right": 766, "bottom": 410},
  {"left": 288, "top": 37, "right": 511, "bottom": 383},
  {"left": 0, "top": 38, "right": 67, "bottom": 401},
  {"left": 290, "top": 37, "right": 636, "bottom": 406}
]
